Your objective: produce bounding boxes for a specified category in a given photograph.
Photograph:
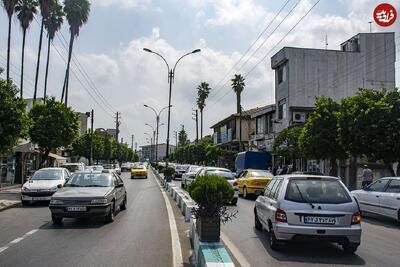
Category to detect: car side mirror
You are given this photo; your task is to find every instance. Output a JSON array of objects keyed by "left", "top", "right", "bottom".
[
  {"left": 116, "top": 183, "right": 124, "bottom": 188},
  {"left": 57, "top": 184, "right": 63, "bottom": 189}
]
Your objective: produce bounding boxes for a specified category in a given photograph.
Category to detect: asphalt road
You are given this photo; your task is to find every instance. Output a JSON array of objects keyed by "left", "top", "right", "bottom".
[
  {"left": 0, "top": 172, "right": 189, "bottom": 267},
  {"left": 171, "top": 178, "right": 400, "bottom": 267}
]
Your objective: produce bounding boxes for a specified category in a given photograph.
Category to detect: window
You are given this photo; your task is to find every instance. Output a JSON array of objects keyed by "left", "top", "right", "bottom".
[
  {"left": 368, "top": 179, "right": 389, "bottom": 192},
  {"left": 385, "top": 179, "right": 400, "bottom": 193},
  {"left": 278, "top": 100, "right": 287, "bottom": 120},
  {"left": 256, "top": 116, "right": 265, "bottom": 134},
  {"left": 264, "top": 179, "right": 277, "bottom": 197},
  {"left": 266, "top": 115, "right": 273, "bottom": 134},
  {"left": 277, "top": 65, "right": 286, "bottom": 84},
  {"left": 271, "top": 179, "right": 283, "bottom": 199},
  {"left": 63, "top": 170, "right": 70, "bottom": 179}
]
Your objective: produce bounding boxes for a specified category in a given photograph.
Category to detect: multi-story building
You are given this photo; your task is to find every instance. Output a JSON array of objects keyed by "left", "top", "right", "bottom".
[
  {"left": 140, "top": 144, "right": 176, "bottom": 161},
  {"left": 271, "top": 32, "right": 396, "bottom": 133},
  {"left": 249, "top": 104, "right": 275, "bottom": 152},
  {"left": 77, "top": 112, "right": 89, "bottom": 136}
]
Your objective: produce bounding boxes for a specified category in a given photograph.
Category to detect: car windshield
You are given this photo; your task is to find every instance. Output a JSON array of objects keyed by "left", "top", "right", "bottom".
[
  {"left": 61, "top": 165, "right": 80, "bottom": 172},
  {"left": 103, "top": 164, "right": 113, "bottom": 169},
  {"left": 248, "top": 171, "right": 273, "bottom": 177},
  {"left": 133, "top": 166, "right": 146, "bottom": 170},
  {"left": 285, "top": 178, "right": 352, "bottom": 204},
  {"left": 92, "top": 166, "right": 104, "bottom": 171},
  {"left": 65, "top": 173, "right": 112, "bottom": 187},
  {"left": 189, "top": 166, "right": 200, "bottom": 173},
  {"left": 206, "top": 170, "right": 235, "bottom": 180},
  {"left": 31, "top": 169, "right": 62, "bottom": 180}
]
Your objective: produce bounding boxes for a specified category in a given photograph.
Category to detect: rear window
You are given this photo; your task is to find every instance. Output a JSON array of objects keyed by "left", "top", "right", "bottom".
[
  {"left": 206, "top": 170, "right": 235, "bottom": 180},
  {"left": 285, "top": 178, "right": 351, "bottom": 204},
  {"left": 248, "top": 171, "right": 273, "bottom": 177}
]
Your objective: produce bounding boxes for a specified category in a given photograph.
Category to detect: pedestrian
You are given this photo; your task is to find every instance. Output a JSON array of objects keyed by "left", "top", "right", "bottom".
[{"left": 361, "top": 165, "right": 374, "bottom": 188}]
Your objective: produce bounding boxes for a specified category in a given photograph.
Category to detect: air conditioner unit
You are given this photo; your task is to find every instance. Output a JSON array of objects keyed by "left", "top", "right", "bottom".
[{"left": 292, "top": 112, "right": 306, "bottom": 123}]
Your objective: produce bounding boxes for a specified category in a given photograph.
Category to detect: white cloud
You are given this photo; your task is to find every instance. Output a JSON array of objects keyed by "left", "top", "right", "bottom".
[{"left": 94, "top": 0, "right": 151, "bottom": 9}]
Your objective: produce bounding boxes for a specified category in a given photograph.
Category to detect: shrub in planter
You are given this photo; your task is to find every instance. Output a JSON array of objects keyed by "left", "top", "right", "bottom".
[
  {"left": 163, "top": 167, "right": 175, "bottom": 182},
  {"left": 157, "top": 165, "right": 164, "bottom": 173},
  {"left": 187, "top": 175, "right": 237, "bottom": 242}
]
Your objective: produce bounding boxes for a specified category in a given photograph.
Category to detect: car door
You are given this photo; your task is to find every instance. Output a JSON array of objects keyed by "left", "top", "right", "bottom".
[
  {"left": 257, "top": 179, "right": 277, "bottom": 225},
  {"left": 112, "top": 174, "right": 123, "bottom": 206},
  {"left": 359, "top": 179, "right": 390, "bottom": 214},
  {"left": 379, "top": 179, "right": 400, "bottom": 219},
  {"left": 236, "top": 171, "right": 246, "bottom": 193},
  {"left": 266, "top": 179, "right": 283, "bottom": 223}
]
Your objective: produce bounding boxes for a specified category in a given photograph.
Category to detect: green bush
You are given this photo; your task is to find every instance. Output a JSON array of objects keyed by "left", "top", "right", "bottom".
[
  {"left": 163, "top": 167, "right": 175, "bottom": 176},
  {"left": 157, "top": 165, "right": 164, "bottom": 172},
  {"left": 188, "top": 175, "right": 233, "bottom": 210}
]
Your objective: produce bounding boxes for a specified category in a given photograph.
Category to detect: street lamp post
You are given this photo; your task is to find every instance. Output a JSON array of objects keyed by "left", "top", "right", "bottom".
[
  {"left": 145, "top": 123, "right": 156, "bottom": 163},
  {"left": 144, "top": 104, "right": 170, "bottom": 163},
  {"left": 143, "top": 48, "right": 201, "bottom": 163}
]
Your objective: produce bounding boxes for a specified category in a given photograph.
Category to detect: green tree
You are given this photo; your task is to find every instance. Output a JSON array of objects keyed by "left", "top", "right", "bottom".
[
  {"left": 0, "top": 77, "right": 28, "bottom": 154},
  {"left": 231, "top": 74, "right": 245, "bottom": 151},
  {"left": 102, "top": 136, "right": 114, "bottom": 162},
  {"left": 43, "top": 0, "right": 63, "bottom": 99},
  {"left": 178, "top": 126, "right": 188, "bottom": 147},
  {"left": 33, "top": 0, "right": 53, "bottom": 101},
  {"left": 61, "top": 0, "right": 90, "bottom": 105},
  {"left": 29, "top": 97, "right": 79, "bottom": 166},
  {"left": 299, "top": 97, "right": 346, "bottom": 175},
  {"left": 72, "top": 132, "right": 104, "bottom": 163},
  {"left": 2, "top": 0, "right": 19, "bottom": 80},
  {"left": 196, "top": 82, "right": 211, "bottom": 139},
  {"left": 273, "top": 126, "right": 303, "bottom": 170},
  {"left": 16, "top": 0, "right": 38, "bottom": 98}
]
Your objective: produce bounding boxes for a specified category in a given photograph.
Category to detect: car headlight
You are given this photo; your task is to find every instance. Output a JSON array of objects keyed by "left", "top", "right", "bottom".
[
  {"left": 50, "top": 199, "right": 64, "bottom": 204},
  {"left": 91, "top": 199, "right": 108, "bottom": 204},
  {"left": 49, "top": 186, "right": 58, "bottom": 191},
  {"left": 22, "top": 186, "right": 30, "bottom": 192}
]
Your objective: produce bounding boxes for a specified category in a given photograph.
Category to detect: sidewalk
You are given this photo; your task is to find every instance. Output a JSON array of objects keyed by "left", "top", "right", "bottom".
[{"left": 0, "top": 185, "right": 21, "bottom": 212}]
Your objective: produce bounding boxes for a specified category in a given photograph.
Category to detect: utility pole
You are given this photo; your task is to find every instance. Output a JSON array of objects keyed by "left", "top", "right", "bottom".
[
  {"left": 131, "top": 135, "right": 134, "bottom": 151},
  {"left": 115, "top": 112, "right": 120, "bottom": 143},
  {"left": 192, "top": 109, "right": 198, "bottom": 143},
  {"left": 90, "top": 109, "right": 94, "bottom": 166},
  {"left": 121, "top": 137, "right": 124, "bottom": 144}
]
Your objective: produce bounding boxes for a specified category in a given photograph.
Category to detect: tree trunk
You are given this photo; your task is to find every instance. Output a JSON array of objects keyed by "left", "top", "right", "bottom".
[
  {"left": 39, "top": 149, "right": 51, "bottom": 169},
  {"left": 43, "top": 36, "right": 51, "bottom": 100},
  {"left": 238, "top": 92, "right": 242, "bottom": 151},
  {"left": 34, "top": 18, "right": 44, "bottom": 102},
  {"left": 20, "top": 29, "right": 27, "bottom": 98},
  {"left": 62, "top": 33, "right": 74, "bottom": 105},
  {"left": 200, "top": 109, "right": 203, "bottom": 139},
  {"left": 6, "top": 16, "right": 12, "bottom": 81},
  {"left": 385, "top": 162, "right": 395, "bottom": 177}
]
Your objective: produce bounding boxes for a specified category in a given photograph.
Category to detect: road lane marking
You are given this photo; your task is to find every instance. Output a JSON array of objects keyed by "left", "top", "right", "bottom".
[
  {"left": 152, "top": 171, "right": 183, "bottom": 267},
  {"left": 221, "top": 231, "right": 251, "bottom": 267},
  {"left": 0, "top": 229, "right": 39, "bottom": 255}
]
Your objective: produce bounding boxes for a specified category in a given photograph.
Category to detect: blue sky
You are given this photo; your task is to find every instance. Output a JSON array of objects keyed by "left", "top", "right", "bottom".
[{"left": 1, "top": 0, "right": 399, "bottom": 148}]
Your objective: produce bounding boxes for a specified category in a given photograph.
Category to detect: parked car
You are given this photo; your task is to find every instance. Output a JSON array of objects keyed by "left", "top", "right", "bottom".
[
  {"left": 121, "top": 163, "right": 132, "bottom": 172},
  {"left": 60, "top": 163, "right": 85, "bottom": 174},
  {"left": 181, "top": 165, "right": 201, "bottom": 188},
  {"left": 236, "top": 169, "right": 274, "bottom": 198},
  {"left": 49, "top": 171, "right": 127, "bottom": 224},
  {"left": 351, "top": 177, "right": 400, "bottom": 222},
  {"left": 254, "top": 175, "right": 361, "bottom": 253},
  {"left": 113, "top": 164, "right": 122, "bottom": 175},
  {"left": 21, "top": 168, "right": 71, "bottom": 206},
  {"left": 86, "top": 165, "right": 104, "bottom": 172},
  {"left": 173, "top": 165, "right": 188, "bottom": 180},
  {"left": 195, "top": 167, "right": 239, "bottom": 205},
  {"left": 131, "top": 165, "right": 147, "bottom": 179}
]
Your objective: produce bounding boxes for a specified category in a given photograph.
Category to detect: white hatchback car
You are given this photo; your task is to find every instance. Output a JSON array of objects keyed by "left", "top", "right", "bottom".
[
  {"left": 254, "top": 175, "right": 361, "bottom": 253},
  {"left": 21, "top": 168, "right": 71, "bottom": 205},
  {"left": 351, "top": 177, "right": 400, "bottom": 222}
]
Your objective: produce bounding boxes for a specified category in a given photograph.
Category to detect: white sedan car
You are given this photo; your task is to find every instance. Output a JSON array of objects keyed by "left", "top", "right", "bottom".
[
  {"left": 21, "top": 168, "right": 71, "bottom": 205},
  {"left": 351, "top": 177, "right": 400, "bottom": 222}
]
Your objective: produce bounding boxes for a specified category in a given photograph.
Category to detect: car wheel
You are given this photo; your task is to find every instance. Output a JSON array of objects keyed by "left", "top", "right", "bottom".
[
  {"left": 106, "top": 201, "right": 115, "bottom": 223},
  {"left": 52, "top": 214, "right": 62, "bottom": 225},
  {"left": 231, "top": 198, "right": 238, "bottom": 205},
  {"left": 254, "top": 211, "right": 262, "bottom": 230},
  {"left": 21, "top": 200, "right": 30, "bottom": 206},
  {"left": 243, "top": 187, "right": 249, "bottom": 199},
  {"left": 397, "top": 210, "right": 400, "bottom": 222},
  {"left": 342, "top": 242, "right": 359, "bottom": 254},
  {"left": 268, "top": 228, "right": 283, "bottom": 250},
  {"left": 120, "top": 195, "right": 127, "bottom": 210},
  {"left": 131, "top": 176, "right": 134, "bottom": 179}
]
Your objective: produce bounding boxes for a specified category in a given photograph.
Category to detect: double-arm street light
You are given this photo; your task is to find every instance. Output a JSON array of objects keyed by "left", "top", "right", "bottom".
[
  {"left": 143, "top": 48, "right": 201, "bottom": 162},
  {"left": 144, "top": 104, "right": 171, "bottom": 163}
]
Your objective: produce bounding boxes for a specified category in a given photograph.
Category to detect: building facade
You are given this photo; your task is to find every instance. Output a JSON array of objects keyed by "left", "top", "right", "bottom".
[
  {"left": 140, "top": 144, "right": 176, "bottom": 162},
  {"left": 249, "top": 104, "right": 276, "bottom": 152}
]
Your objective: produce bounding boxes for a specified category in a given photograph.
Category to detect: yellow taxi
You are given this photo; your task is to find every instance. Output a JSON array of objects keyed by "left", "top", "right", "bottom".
[
  {"left": 131, "top": 165, "right": 147, "bottom": 179},
  {"left": 236, "top": 169, "right": 273, "bottom": 198}
]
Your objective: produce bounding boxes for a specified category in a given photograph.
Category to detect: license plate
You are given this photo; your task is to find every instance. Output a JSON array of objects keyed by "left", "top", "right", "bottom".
[
  {"left": 304, "top": 216, "right": 336, "bottom": 225},
  {"left": 32, "top": 197, "right": 48, "bottom": 200},
  {"left": 66, "top": 207, "right": 87, "bottom": 212}
]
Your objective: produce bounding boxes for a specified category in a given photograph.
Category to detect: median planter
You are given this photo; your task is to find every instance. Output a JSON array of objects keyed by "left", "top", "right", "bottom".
[
  {"left": 187, "top": 175, "right": 237, "bottom": 242},
  {"left": 163, "top": 167, "right": 175, "bottom": 183}
]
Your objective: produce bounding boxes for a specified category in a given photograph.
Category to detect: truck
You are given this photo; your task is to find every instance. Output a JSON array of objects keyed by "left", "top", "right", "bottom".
[{"left": 235, "top": 151, "right": 272, "bottom": 174}]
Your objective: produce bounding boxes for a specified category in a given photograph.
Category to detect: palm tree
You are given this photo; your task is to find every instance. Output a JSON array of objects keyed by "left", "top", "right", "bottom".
[
  {"left": 231, "top": 74, "right": 245, "bottom": 151},
  {"left": 2, "top": 0, "right": 19, "bottom": 81},
  {"left": 196, "top": 82, "right": 211, "bottom": 140},
  {"left": 16, "top": 0, "right": 38, "bottom": 98},
  {"left": 43, "top": 0, "right": 63, "bottom": 99},
  {"left": 33, "top": 0, "right": 53, "bottom": 101},
  {"left": 61, "top": 0, "right": 90, "bottom": 105}
]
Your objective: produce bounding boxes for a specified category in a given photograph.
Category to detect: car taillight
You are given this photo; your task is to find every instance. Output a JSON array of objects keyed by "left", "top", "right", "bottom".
[
  {"left": 275, "top": 209, "right": 287, "bottom": 223},
  {"left": 233, "top": 180, "right": 238, "bottom": 186},
  {"left": 351, "top": 212, "right": 361, "bottom": 225}
]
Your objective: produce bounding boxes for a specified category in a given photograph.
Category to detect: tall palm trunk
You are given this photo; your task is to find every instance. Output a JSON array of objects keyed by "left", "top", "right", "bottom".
[
  {"left": 43, "top": 36, "right": 51, "bottom": 100},
  {"left": 20, "top": 28, "right": 27, "bottom": 98},
  {"left": 236, "top": 92, "right": 242, "bottom": 151},
  {"left": 6, "top": 15, "right": 12, "bottom": 81},
  {"left": 33, "top": 17, "right": 44, "bottom": 102},
  {"left": 236, "top": 92, "right": 241, "bottom": 114},
  {"left": 61, "top": 33, "right": 74, "bottom": 106},
  {"left": 200, "top": 109, "right": 203, "bottom": 139}
]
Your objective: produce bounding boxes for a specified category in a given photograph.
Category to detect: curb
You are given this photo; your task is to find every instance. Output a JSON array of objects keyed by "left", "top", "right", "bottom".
[
  {"left": 0, "top": 201, "right": 21, "bottom": 212},
  {"left": 150, "top": 167, "right": 236, "bottom": 267}
]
